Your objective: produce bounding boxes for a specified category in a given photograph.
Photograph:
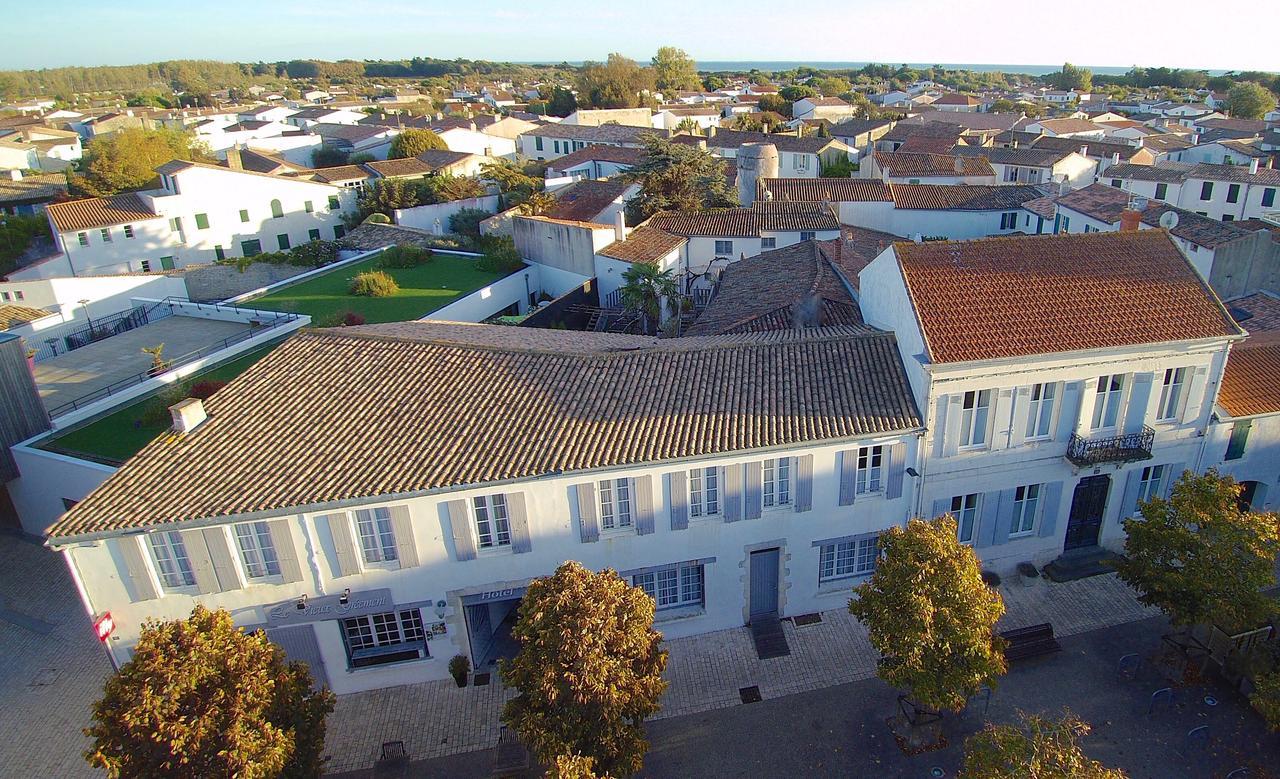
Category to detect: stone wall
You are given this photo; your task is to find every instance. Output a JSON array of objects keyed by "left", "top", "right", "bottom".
[{"left": 182, "top": 262, "right": 310, "bottom": 302}]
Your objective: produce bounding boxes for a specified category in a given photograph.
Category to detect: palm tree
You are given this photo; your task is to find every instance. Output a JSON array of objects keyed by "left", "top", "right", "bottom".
[
  {"left": 674, "top": 117, "right": 702, "bottom": 136},
  {"left": 619, "top": 264, "right": 679, "bottom": 335}
]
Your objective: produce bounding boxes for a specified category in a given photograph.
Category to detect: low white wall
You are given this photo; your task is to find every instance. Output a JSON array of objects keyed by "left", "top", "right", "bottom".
[
  {"left": 7, "top": 444, "right": 117, "bottom": 536},
  {"left": 424, "top": 266, "right": 534, "bottom": 322},
  {"left": 394, "top": 195, "right": 500, "bottom": 234},
  {"left": 222, "top": 247, "right": 388, "bottom": 305},
  {"left": 527, "top": 260, "right": 590, "bottom": 299}
]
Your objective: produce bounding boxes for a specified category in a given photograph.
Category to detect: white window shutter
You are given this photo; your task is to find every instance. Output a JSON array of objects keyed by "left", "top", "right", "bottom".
[
  {"left": 794, "top": 455, "right": 813, "bottom": 513},
  {"left": 116, "top": 535, "right": 158, "bottom": 602},
  {"left": 445, "top": 500, "right": 477, "bottom": 561},
  {"left": 388, "top": 505, "right": 419, "bottom": 567},
  {"left": 1180, "top": 366, "right": 1208, "bottom": 425},
  {"left": 322, "top": 512, "right": 361, "bottom": 576},
  {"left": 575, "top": 483, "right": 600, "bottom": 542},
  {"left": 838, "top": 450, "right": 857, "bottom": 506},
  {"left": 201, "top": 527, "right": 240, "bottom": 592},
  {"left": 268, "top": 519, "right": 305, "bottom": 583},
  {"left": 507, "top": 493, "right": 532, "bottom": 554},
  {"left": 634, "top": 476, "right": 655, "bottom": 535},
  {"left": 723, "top": 464, "right": 742, "bottom": 522},
  {"left": 181, "top": 529, "right": 221, "bottom": 595}
]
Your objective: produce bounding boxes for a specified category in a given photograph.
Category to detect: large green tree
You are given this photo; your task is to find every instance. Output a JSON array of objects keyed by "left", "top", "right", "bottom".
[
  {"left": 651, "top": 47, "right": 700, "bottom": 94},
  {"left": 388, "top": 128, "right": 447, "bottom": 159},
  {"left": 623, "top": 132, "right": 737, "bottom": 222},
  {"left": 1226, "top": 82, "right": 1276, "bottom": 119},
  {"left": 1112, "top": 469, "right": 1280, "bottom": 631},
  {"left": 1050, "top": 62, "right": 1093, "bottom": 92},
  {"left": 500, "top": 561, "right": 668, "bottom": 777},
  {"left": 85, "top": 606, "right": 334, "bottom": 778},
  {"left": 576, "top": 54, "right": 655, "bottom": 109},
  {"left": 547, "top": 86, "right": 579, "bottom": 117},
  {"left": 962, "top": 711, "right": 1126, "bottom": 779},
  {"left": 848, "top": 515, "right": 1007, "bottom": 714},
  {"left": 71, "top": 127, "right": 210, "bottom": 197}
]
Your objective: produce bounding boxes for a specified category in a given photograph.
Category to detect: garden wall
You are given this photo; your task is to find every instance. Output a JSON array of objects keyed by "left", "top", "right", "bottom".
[
  {"left": 423, "top": 265, "right": 536, "bottom": 322},
  {"left": 394, "top": 195, "right": 500, "bottom": 234}
]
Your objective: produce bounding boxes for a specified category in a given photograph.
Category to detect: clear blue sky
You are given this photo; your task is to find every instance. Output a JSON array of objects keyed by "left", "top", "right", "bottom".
[{"left": 4, "top": 0, "right": 1274, "bottom": 72}]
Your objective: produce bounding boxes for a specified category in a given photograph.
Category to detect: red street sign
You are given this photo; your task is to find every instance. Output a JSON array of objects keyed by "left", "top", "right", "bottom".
[{"left": 93, "top": 612, "right": 114, "bottom": 642}]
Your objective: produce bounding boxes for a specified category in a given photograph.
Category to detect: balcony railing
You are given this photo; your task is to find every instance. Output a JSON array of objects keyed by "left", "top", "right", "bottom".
[{"left": 1066, "top": 426, "right": 1155, "bottom": 467}]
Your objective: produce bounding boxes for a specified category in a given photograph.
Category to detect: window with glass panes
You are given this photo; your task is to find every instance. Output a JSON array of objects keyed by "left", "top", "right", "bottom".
[
  {"left": 149, "top": 531, "right": 195, "bottom": 588},
  {"left": 1011, "top": 484, "right": 1041, "bottom": 536},
  {"left": 1157, "top": 368, "right": 1186, "bottom": 421},
  {"left": 473, "top": 495, "right": 511, "bottom": 548},
  {"left": 342, "top": 608, "right": 427, "bottom": 667},
  {"left": 762, "top": 457, "right": 792, "bottom": 507},
  {"left": 960, "top": 390, "right": 992, "bottom": 448},
  {"left": 1026, "top": 382, "right": 1056, "bottom": 439},
  {"left": 234, "top": 521, "right": 280, "bottom": 579},
  {"left": 951, "top": 493, "right": 980, "bottom": 543},
  {"left": 598, "top": 478, "right": 633, "bottom": 530},
  {"left": 633, "top": 562, "right": 703, "bottom": 610},
  {"left": 1091, "top": 374, "right": 1125, "bottom": 430},
  {"left": 1137, "top": 465, "right": 1165, "bottom": 504},
  {"left": 819, "top": 534, "right": 878, "bottom": 582},
  {"left": 353, "top": 507, "right": 398, "bottom": 563},
  {"left": 856, "top": 446, "right": 883, "bottom": 494},
  {"left": 688, "top": 467, "right": 720, "bottom": 517}
]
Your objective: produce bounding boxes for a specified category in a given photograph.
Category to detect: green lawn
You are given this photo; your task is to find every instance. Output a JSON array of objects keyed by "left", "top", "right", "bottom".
[
  {"left": 248, "top": 254, "right": 503, "bottom": 324},
  {"left": 43, "top": 346, "right": 277, "bottom": 464}
]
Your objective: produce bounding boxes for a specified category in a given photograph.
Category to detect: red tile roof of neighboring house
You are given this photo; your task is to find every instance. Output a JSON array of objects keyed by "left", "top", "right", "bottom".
[
  {"left": 873, "top": 152, "right": 994, "bottom": 178},
  {"left": 760, "top": 178, "right": 893, "bottom": 203},
  {"left": 45, "top": 192, "right": 157, "bottom": 233},
  {"left": 541, "top": 179, "right": 633, "bottom": 223},
  {"left": 596, "top": 225, "right": 686, "bottom": 263},
  {"left": 889, "top": 183, "right": 1048, "bottom": 211},
  {"left": 895, "top": 231, "right": 1242, "bottom": 364},
  {"left": 1228, "top": 292, "right": 1280, "bottom": 333},
  {"left": 1218, "top": 333, "right": 1280, "bottom": 417},
  {"left": 547, "top": 145, "right": 646, "bottom": 172}
]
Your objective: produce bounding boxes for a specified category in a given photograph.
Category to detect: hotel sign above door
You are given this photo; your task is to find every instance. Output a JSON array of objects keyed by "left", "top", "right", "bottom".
[{"left": 265, "top": 588, "right": 394, "bottom": 625}]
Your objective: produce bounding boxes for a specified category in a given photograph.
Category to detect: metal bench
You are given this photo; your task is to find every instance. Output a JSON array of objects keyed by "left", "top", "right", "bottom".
[{"left": 1001, "top": 622, "right": 1062, "bottom": 662}]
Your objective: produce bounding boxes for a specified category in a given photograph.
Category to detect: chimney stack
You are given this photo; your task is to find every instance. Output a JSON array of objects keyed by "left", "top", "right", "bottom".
[
  {"left": 1250, "top": 158, "right": 1260, "bottom": 175},
  {"left": 169, "top": 398, "right": 208, "bottom": 434},
  {"left": 1112, "top": 152, "right": 1121, "bottom": 166},
  {"left": 226, "top": 146, "right": 243, "bottom": 170},
  {"left": 954, "top": 155, "right": 964, "bottom": 175},
  {"left": 614, "top": 210, "right": 626, "bottom": 242},
  {"left": 1119, "top": 208, "right": 1142, "bottom": 232},
  {"left": 1079, "top": 145, "right": 1089, "bottom": 158}
]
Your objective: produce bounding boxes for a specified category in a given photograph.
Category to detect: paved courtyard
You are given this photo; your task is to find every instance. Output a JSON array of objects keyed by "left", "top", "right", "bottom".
[
  {"left": 321, "top": 573, "right": 1161, "bottom": 774},
  {"left": 34, "top": 315, "right": 253, "bottom": 410}
]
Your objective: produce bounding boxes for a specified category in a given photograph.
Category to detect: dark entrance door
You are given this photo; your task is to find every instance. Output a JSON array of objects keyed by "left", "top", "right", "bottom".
[
  {"left": 749, "top": 548, "right": 780, "bottom": 621},
  {"left": 1065, "top": 475, "right": 1110, "bottom": 550}
]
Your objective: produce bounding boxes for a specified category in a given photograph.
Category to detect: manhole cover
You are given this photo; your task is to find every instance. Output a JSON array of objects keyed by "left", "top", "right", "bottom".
[
  {"left": 739, "top": 685, "right": 762, "bottom": 704},
  {"left": 793, "top": 613, "right": 823, "bottom": 627},
  {"left": 28, "top": 668, "right": 59, "bottom": 687},
  {"left": 474, "top": 672, "right": 491, "bottom": 686}
]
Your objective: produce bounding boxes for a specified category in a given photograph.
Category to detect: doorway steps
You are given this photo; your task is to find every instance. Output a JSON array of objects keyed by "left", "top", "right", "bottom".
[
  {"left": 1042, "top": 548, "right": 1123, "bottom": 583},
  {"left": 750, "top": 616, "right": 791, "bottom": 660}
]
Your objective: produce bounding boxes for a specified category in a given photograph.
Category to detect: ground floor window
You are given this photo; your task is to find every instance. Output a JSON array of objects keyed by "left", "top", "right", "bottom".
[
  {"left": 633, "top": 562, "right": 704, "bottom": 611},
  {"left": 342, "top": 608, "right": 428, "bottom": 667},
  {"left": 818, "top": 533, "right": 879, "bottom": 583}
]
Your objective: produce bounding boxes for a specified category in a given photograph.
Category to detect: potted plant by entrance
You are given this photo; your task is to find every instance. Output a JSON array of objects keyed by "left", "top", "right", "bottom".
[{"left": 450, "top": 654, "right": 471, "bottom": 688}]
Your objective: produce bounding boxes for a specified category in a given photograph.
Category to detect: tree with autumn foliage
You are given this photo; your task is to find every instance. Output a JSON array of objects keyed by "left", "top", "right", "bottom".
[
  {"left": 962, "top": 711, "right": 1126, "bottom": 778},
  {"left": 500, "top": 561, "right": 668, "bottom": 777},
  {"left": 848, "top": 515, "right": 1007, "bottom": 715},
  {"left": 71, "top": 127, "right": 212, "bottom": 197},
  {"left": 1112, "top": 468, "right": 1280, "bottom": 632},
  {"left": 85, "top": 605, "right": 334, "bottom": 778}
]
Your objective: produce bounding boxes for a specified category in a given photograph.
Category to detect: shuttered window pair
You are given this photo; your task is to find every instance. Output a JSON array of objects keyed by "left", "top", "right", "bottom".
[
  {"left": 133, "top": 519, "right": 306, "bottom": 599},
  {"left": 951, "top": 493, "right": 981, "bottom": 543},
  {"left": 762, "top": 458, "right": 791, "bottom": 507},
  {"left": 323, "top": 506, "right": 421, "bottom": 577},
  {"left": 598, "top": 479, "right": 633, "bottom": 530},
  {"left": 445, "top": 494, "right": 531, "bottom": 560},
  {"left": 149, "top": 532, "right": 195, "bottom": 589},
  {"left": 576, "top": 479, "right": 653, "bottom": 542},
  {"left": 354, "top": 507, "right": 399, "bottom": 563},
  {"left": 689, "top": 467, "right": 720, "bottom": 518},
  {"left": 234, "top": 522, "right": 281, "bottom": 579},
  {"left": 838, "top": 445, "right": 905, "bottom": 505},
  {"left": 472, "top": 495, "right": 511, "bottom": 549},
  {"left": 855, "top": 447, "right": 882, "bottom": 495}
]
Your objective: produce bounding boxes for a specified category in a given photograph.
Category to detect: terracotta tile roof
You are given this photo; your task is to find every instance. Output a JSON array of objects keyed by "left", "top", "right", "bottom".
[
  {"left": 597, "top": 225, "right": 686, "bottom": 263},
  {"left": 1034, "top": 118, "right": 1104, "bottom": 135},
  {"left": 898, "top": 135, "right": 960, "bottom": 154},
  {"left": 308, "top": 165, "right": 372, "bottom": 183},
  {"left": 883, "top": 122, "right": 965, "bottom": 143},
  {"left": 364, "top": 156, "right": 435, "bottom": 178},
  {"left": 890, "top": 183, "right": 1049, "bottom": 211},
  {"left": 1105, "top": 162, "right": 1194, "bottom": 182},
  {"left": 760, "top": 178, "right": 892, "bottom": 203},
  {"left": 47, "top": 323, "right": 921, "bottom": 539},
  {"left": 952, "top": 145, "right": 1073, "bottom": 167},
  {"left": 932, "top": 94, "right": 981, "bottom": 106},
  {"left": 701, "top": 128, "right": 840, "bottom": 155},
  {"left": 1227, "top": 292, "right": 1280, "bottom": 333},
  {"left": 1219, "top": 334, "right": 1280, "bottom": 417},
  {"left": 0, "top": 172, "right": 67, "bottom": 205},
  {"left": 542, "top": 178, "right": 634, "bottom": 223},
  {"left": 547, "top": 145, "right": 646, "bottom": 172},
  {"left": 829, "top": 119, "right": 893, "bottom": 138},
  {"left": 802, "top": 97, "right": 851, "bottom": 107},
  {"left": 648, "top": 204, "right": 839, "bottom": 237},
  {"left": 1056, "top": 183, "right": 1261, "bottom": 249},
  {"left": 895, "top": 231, "right": 1243, "bottom": 364},
  {"left": 874, "top": 152, "right": 994, "bottom": 178},
  {"left": 45, "top": 192, "right": 157, "bottom": 233},
  {"left": 1197, "top": 118, "right": 1267, "bottom": 134},
  {"left": 235, "top": 148, "right": 306, "bottom": 174},
  {"left": 827, "top": 227, "right": 900, "bottom": 287},
  {"left": 0, "top": 304, "right": 54, "bottom": 330},
  {"left": 903, "top": 112, "right": 1025, "bottom": 132},
  {"left": 1021, "top": 195, "right": 1059, "bottom": 221},
  {"left": 1031, "top": 135, "right": 1148, "bottom": 161},
  {"left": 528, "top": 123, "right": 652, "bottom": 144},
  {"left": 686, "top": 241, "right": 870, "bottom": 336},
  {"left": 1140, "top": 134, "right": 1196, "bottom": 153},
  {"left": 1186, "top": 163, "right": 1280, "bottom": 185}
]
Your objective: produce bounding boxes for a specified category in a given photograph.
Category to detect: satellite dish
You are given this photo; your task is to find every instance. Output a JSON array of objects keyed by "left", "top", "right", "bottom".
[{"left": 1158, "top": 211, "right": 1179, "bottom": 230}]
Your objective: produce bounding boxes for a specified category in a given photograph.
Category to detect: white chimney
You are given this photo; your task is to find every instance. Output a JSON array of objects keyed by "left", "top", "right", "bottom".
[
  {"left": 614, "top": 210, "right": 626, "bottom": 242},
  {"left": 169, "top": 398, "right": 208, "bottom": 433},
  {"left": 1112, "top": 152, "right": 1121, "bottom": 166},
  {"left": 1250, "top": 158, "right": 1260, "bottom": 175},
  {"left": 1079, "top": 145, "right": 1089, "bottom": 158},
  {"left": 4, "top": 169, "right": 21, "bottom": 181}
]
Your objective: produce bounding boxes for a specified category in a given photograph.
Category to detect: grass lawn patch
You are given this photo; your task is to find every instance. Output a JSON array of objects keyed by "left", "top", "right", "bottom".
[
  {"left": 248, "top": 254, "right": 504, "bottom": 323},
  {"left": 44, "top": 345, "right": 277, "bottom": 464}
]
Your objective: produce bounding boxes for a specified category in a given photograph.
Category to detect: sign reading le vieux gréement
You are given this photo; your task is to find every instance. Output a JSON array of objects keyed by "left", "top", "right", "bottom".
[{"left": 266, "top": 588, "right": 393, "bottom": 625}]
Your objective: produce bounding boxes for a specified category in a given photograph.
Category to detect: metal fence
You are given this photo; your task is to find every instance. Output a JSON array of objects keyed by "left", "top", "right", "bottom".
[{"left": 29, "top": 299, "right": 175, "bottom": 362}]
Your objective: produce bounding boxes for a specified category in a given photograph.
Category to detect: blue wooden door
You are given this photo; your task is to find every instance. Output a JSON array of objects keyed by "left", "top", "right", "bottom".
[{"left": 749, "top": 549, "right": 780, "bottom": 620}]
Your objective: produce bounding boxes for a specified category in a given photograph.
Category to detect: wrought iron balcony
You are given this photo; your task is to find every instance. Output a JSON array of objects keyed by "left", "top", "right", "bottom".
[{"left": 1066, "top": 426, "right": 1155, "bottom": 467}]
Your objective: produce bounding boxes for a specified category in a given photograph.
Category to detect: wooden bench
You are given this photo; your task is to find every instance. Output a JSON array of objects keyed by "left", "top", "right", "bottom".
[{"left": 1001, "top": 623, "right": 1062, "bottom": 662}]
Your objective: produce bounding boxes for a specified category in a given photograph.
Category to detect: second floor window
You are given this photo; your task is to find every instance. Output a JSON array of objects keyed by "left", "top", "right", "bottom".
[
  {"left": 960, "top": 390, "right": 992, "bottom": 448},
  {"left": 1026, "top": 382, "right": 1057, "bottom": 439},
  {"left": 599, "top": 478, "right": 633, "bottom": 530},
  {"left": 761, "top": 237, "right": 776, "bottom": 249},
  {"left": 1155, "top": 182, "right": 1168, "bottom": 200},
  {"left": 234, "top": 522, "right": 281, "bottom": 579},
  {"left": 354, "top": 507, "right": 398, "bottom": 564},
  {"left": 1157, "top": 367, "right": 1186, "bottom": 421},
  {"left": 149, "top": 531, "right": 195, "bottom": 589},
  {"left": 1137, "top": 465, "right": 1166, "bottom": 504},
  {"left": 689, "top": 467, "right": 719, "bottom": 518},
  {"left": 855, "top": 446, "right": 883, "bottom": 494},
  {"left": 714, "top": 240, "right": 733, "bottom": 255},
  {"left": 473, "top": 495, "right": 511, "bottom": 548},
  {"left": 1011, "top": 484, "right": 1041, "bottom": 536},
  {"left": 763, "top": 457, "right": 791, "bottom": 507},
  {"left": 270, "top": 199, "right": 284, "bottom": 218},
  {"left": 1091, "top": 374, "right": 1125, "bottom": 430},
  {"left": 951, "top": 494, "right": 980, "bottom": 544},
  {"left": 1200, "top": 181, "right": 1213, "bottom": 201}
]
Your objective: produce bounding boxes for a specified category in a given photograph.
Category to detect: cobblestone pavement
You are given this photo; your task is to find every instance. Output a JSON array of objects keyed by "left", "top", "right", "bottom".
[
  {"left": 0, "top": 533, "right": 111, "bottom": 779},
  {"left": 321, "top": 573, "right": 1160, "bottom": 774}
]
